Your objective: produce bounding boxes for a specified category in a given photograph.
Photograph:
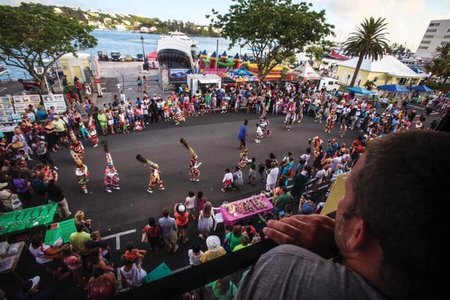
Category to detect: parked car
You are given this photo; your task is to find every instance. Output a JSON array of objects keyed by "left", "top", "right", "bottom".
[
  {"left": 123, "top": 54, "right": 134, "bottom": 62},
  {"left": 136, "top": 54, "right": 144, "bottom": 61},
  {"left": 97, "top": 51, "right": 109, "bottom": 61},
  {"left": 110, "top": 52, "right": 121, "bottom": 61}
]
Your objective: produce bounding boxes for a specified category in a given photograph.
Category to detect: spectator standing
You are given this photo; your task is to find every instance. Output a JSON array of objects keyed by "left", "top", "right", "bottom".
[
  {"left": 237, "top": 120, "right": 248, "bottom": 150},
  {"left": 158, "top": 208, "right": 179, "bottom": 253},
  {"left": 46, "top": 180, "right": 71, "bottom": 218},
  {"left": 69, "top": 223, "right": 91, "bottom": 255},
  {"left": 198, "top": 202, "right": 215, "bottom": 239},
  {"left": 142, "top": 217, "right": 161, "bottom": 255}
]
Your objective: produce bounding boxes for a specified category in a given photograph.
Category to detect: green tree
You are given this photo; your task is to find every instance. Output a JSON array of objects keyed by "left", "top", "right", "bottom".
[
  {"left": 305, "top": 45, "right": 324, "bottom": 68},
  {"left": 386, "top": 42, "right": 411, "bottom": 56},
  {"left": 428, "top": 43, "right": 450, "bottom": 84},
  {"left": 343, "top": 17, "right": 389, "bottom": 87},
  {"left": 209, "top": 0, "right": 333, "bottom": 79},
  {"left": 0, "top": 3, "right": 97, "bottom": 92}
]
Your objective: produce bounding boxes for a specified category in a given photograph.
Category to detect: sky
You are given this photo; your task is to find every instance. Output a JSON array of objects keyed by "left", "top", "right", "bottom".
[{"left": 2, "top": 0, "right": 450, "bottom": 51}]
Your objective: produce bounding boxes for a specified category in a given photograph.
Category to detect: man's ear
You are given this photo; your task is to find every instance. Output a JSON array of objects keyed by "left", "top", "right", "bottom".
[{"left": 345, "top": 218, "right": 366, "bottom": 250}]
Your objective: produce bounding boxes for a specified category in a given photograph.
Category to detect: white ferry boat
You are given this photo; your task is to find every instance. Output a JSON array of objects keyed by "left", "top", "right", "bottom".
[{"left": 157, "top": 31, "right": 194, "bottom": 70}]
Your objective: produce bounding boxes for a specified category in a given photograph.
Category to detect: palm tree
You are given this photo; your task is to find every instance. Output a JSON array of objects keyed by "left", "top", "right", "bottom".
[
  {"left": 343, "top": 17, "right": 389, "bottom": 87},
  {"left": 430, "top": 43, "right": 450, "bottom": 84}
]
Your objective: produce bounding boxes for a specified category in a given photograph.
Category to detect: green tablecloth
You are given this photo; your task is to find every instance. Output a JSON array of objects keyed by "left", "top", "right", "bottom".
[
  {"left": 44, "top": 218, "right": 76, "bottom": 245},
  {"left": 143, "top": 262, "right": 172, "bottom": 284},
  {"left": 0, "top": 203, "right": 57, "bottom": 235}
]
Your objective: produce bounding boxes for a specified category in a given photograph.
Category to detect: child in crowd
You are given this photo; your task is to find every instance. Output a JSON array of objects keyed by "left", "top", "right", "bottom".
[
  {"left": 220, "top": 100, "right": 228, "bottom": 114},
  {"left": 221, "top": 168, "right": 233, "bottom": 192},
  {"left": 142, "top": 218, "right": 161, "bottom": 255},
  {"left": 75, "top": 210, "right": 91, "bottom": 232},
  {"left": 188, "top": 243, "right": 204, "bottom": 266},
  {"left": 255, "top": 124, "right": 263, "bottom": 144},
  {"left": 248, "top": 157, "right": 257, "bottom": 185},
  {"left": 123, "top": 242, "right": 146, "bottom": 263},
  {"left": 79, "top": 122, "right": 89, "bottom": 140},
  {"left": 196, "top": 191, "right": 207, "bottom": 215},
  {"left": 184, "top": 191, "right": 196, "bottom": 220}
]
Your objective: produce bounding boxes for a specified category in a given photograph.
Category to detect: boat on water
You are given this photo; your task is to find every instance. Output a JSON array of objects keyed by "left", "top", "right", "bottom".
[
  {"left": 157, "top": 31, "right": 194, "bottom": 70},
  {"left": 160, "top": 31, "right": 197, "bottom": 48}
]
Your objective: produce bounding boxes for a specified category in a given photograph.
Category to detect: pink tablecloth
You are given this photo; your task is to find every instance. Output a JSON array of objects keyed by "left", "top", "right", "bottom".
[{"left": 220, "top": 195, "right": 273, "bottom": 225}]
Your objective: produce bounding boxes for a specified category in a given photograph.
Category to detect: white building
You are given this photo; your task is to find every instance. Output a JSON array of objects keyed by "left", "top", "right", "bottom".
[{"left": 415, "top": 19, "right": 450, "bottom": 59}]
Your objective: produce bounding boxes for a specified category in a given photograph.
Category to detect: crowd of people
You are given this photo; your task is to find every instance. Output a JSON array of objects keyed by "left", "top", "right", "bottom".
[{"left": 0, "top": 77, "right": 445, "bottom": 299}]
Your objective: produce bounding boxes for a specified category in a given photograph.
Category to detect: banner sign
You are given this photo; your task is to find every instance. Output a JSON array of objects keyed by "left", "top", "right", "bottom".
[
  {"left": 169, "top": 68, "right": 191, "bottom": 82},
  {"left": 43, "top": 94, "right": 67, "bottom": 113}
]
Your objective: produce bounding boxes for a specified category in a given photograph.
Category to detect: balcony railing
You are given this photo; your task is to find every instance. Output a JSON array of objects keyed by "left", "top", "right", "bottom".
[{"left": 113, "top": 239, "right": 277, "bottom": 299}]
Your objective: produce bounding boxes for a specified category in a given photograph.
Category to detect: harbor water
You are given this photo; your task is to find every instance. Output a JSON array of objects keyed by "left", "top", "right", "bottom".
[{"left": 2, "top": 30, "right": 244, "bottom": 80}]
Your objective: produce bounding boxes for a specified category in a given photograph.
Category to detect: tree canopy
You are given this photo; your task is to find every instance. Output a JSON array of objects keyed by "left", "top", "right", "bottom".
[
  {"left": 428, "top": 43, "right": 450, "bottom": 84},
  {"left": 343, "top": 17, "right": 389, "bottom": 87},
  {"left": 209, "top": 0, "right": 333, "bottom": 79},
  {"left": 0, "top": 3, "right": 97, "bottom": 91}
]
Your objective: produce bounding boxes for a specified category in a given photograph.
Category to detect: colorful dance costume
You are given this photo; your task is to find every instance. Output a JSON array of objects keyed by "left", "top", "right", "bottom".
[
  {"left": 88, "top": 117, "right": 99, "bottom": 147},
  {"left": 136, "top": 155, "right": 165, "bottom": 194},
  {"left": 189, "top": 155, "right": 201, "bottom": 182},
  {"left": 75, "top": 160, "right": 89, "bottom": 194},
  {"left": 102, "top": 141, "right": 120, "bottom": 193},
  {"left": 325, "top": 109, "right": 337, "bottom": 133}
]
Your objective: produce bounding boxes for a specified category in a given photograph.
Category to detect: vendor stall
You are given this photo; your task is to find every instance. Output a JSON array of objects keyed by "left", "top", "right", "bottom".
[
  {"left": 44, "top": 218, "right": 76, "bottom": 245},
  {"left": 220, "top": 194, "right": 273, "bottom": 225},
  {"left": 0, "top": 203, "right": 57, "bottom": 235}
]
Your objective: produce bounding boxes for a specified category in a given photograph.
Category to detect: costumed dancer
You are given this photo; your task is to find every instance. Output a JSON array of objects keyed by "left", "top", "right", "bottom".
[
  {"left": 136, "top": 154, "right": 165, "bottom": 193},
  {"left": 74, "top": 159, "right": 89, "bottom": 194},
  {"left": 238, "top": 148, "right": 251, "bottom": 170},
  {"left": 284, "top": 100, "right": 296, "bottom": 131},
  {"left": 102, "top": 141, "right": 120, "bottom": 193},
  {"left": 180, "top": 138, "right": 201, "bottom": 182},
  {"left": 310, "top": 136, "right": 323, "bottom": 158},
  {"left": 325, "top": 108, "right": 337, "bottom": 133},
  {"left": 173, "top": 105, "right": 185, "bottom": 126},
  {"left": 69, "top": 130, "right": 85, "bottom": 161},
  {"left": 88, "top": 116, "right": 99, "bottom": 147}
]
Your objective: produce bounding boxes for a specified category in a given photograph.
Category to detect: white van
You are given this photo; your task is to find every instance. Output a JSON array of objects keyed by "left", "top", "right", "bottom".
[{"left": 317, "top": 77, "right": 340, "bottom": 92}]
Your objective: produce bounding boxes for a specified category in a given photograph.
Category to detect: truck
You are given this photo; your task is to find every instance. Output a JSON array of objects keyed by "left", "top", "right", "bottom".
[{"left": 317, "top": 77, "right": 341, "bottom": 92}]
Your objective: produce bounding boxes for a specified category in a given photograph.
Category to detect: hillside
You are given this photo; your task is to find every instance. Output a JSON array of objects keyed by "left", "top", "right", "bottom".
[{"left": 52, "top": 5, "right": 220, "bottom": 37}]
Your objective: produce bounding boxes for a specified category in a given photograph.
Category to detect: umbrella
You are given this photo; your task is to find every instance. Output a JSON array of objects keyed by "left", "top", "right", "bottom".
[
  {"left": 347, "top": 86, "right": 376, "bottom": 95},
  {"left": 377, "top": 84, "right": 410, "bottom": 93},
  {"left": 410, "top": 85, "right": 433, "bottom": 92}
]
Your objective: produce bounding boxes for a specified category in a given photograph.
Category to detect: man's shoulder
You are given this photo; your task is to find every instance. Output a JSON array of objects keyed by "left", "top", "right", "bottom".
[{"left": 236, "top": 244, "right": 386, "bottom": 300}]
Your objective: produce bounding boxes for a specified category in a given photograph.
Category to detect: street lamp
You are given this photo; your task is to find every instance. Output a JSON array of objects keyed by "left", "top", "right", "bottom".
[{"left": 140, "top": 36, "right": 145, "bottom": 61}]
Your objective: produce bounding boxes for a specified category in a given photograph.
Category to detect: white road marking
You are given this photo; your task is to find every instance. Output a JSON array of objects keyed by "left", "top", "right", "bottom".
[{"left": 102, "top": 229, "right": 136, "bottom": 250}]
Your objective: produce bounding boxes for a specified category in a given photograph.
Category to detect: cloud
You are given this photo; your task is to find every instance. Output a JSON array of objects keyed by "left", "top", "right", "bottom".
[{"left": 313, "top": 0, "right": 450, "bottom": 50}]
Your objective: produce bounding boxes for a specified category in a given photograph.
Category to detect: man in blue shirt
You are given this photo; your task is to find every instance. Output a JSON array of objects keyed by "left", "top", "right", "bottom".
[{"left": 238, "top": 120, "right": 248, "bottom": 150}]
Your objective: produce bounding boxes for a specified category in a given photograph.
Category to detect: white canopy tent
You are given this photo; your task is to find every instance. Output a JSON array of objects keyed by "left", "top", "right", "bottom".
[
  {"left": 290, "top": 62, "right": 321, "bottom": 81},
  {"left": 336, "top": 55, "right": 421, "bottom": 78}
]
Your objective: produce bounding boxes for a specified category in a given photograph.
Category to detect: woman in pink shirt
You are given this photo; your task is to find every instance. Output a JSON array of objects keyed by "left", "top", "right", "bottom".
[{"left": 62, "top": 248, "right": 84, "bottom": 288}]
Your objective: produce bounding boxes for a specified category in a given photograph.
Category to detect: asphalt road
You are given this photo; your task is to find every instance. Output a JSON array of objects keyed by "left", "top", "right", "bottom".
[{"left": 44, "top": 111, "right": 358, "bottom": 273}]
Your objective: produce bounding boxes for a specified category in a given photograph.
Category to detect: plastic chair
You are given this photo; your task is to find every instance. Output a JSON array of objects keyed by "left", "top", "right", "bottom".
[{"left": 212, "top": 207, "right": 224, "bottom": 231}]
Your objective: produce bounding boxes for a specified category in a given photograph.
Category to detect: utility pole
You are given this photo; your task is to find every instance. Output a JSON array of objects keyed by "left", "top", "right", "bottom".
[
  {"left": 140, "top": 36, "right": 145, "bottom": 62},
  {"left": 216, "top": 39, "right": 219, "bottom": 70}
]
